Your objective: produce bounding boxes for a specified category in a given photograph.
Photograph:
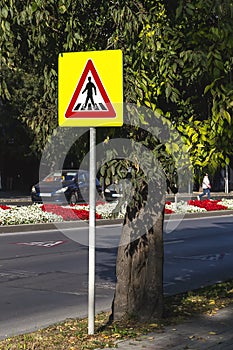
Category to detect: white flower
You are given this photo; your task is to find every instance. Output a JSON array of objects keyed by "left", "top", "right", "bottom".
[
  {"left": 69, "top": 201, "right": 126, "bottom": 219},
  {"left": 166, "top": 201, "right": 206, "bottom": 213},
  {"left": 0, "top": 204, "right": 63, "bottom": 226},
  {"left": 220, "top": 198, "right": 233, "bottom": 209}
]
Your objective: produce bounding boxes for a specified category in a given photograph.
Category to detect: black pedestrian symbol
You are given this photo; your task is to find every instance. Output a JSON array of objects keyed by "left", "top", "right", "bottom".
[{"left": 82, "top": 76, "right": 97, "bottom": 109}]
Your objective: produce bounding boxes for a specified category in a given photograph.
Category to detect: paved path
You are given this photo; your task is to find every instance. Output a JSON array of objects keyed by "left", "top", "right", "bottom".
[{"left": 95, "top": 304, "right": 233, "bottom": 349}]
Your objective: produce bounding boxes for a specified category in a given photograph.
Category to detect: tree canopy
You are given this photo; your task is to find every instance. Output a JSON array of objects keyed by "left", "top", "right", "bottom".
[
  {"left": 1, "top": 0, "right": 233, "bottom": 174},
  {"left": 107, "top": 0, "right": 233, "bottom": 173}
]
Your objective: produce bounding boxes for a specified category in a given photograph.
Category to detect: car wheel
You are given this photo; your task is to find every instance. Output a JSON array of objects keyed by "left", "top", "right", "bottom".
[{"left": 69, "top": 191, "right": 79, "bottom": 205}]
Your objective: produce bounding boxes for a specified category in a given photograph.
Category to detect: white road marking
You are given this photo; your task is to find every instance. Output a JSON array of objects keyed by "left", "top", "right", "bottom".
[{"left": 164, "top": 240, "right": 184, "bottom": 245}]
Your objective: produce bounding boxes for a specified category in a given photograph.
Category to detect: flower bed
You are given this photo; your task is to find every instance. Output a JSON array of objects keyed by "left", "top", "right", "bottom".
[
  {"left": 165, "top": 199, "right": 231, "bottom": 214},
  {"left": 0, "top": 198, "right": 233, "bottom": 226}
]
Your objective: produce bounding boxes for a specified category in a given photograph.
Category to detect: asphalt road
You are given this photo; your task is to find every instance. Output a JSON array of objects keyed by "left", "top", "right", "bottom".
[
  {"left": 163, "top": 215, "right": 233, "bottom": 294},
  {"left": 0, "top": 215, "right": 233, "bottom": 339}
]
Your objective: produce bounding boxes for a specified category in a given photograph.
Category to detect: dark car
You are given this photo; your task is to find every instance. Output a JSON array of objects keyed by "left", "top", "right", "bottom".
[
  {"left": 31, "top": 169, "right": 102, "bottom": 204},
  {"left": 104, "top": 183, "right": 123, "bottom": 201}
]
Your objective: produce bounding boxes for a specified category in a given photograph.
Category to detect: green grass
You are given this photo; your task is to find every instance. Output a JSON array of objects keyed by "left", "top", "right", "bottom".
[{"left": 1, "top": 279, "right": 233, "bottom": 350}]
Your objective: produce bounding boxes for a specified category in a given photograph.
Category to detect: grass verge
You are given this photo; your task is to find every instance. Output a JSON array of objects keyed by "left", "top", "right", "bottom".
[{"left": 1, "top": 279, "right": 233, "bottom": 350}]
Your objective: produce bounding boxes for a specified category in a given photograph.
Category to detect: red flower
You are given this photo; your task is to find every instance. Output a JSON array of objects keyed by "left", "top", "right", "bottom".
[
  {"left": 187, "top": 199, "right": 227, "bottom": 211},
  {"left": 165, "top": 201, "right": 172, "bottom": 205},
  {"left": 0, "top": 205, "right": 11, "bottom": 210},
  {"left": 41, "top": 204, "right": 102, "bottom": 221},
  {"left": 165, "top": 208, "right": 174, "bottom": 214}
]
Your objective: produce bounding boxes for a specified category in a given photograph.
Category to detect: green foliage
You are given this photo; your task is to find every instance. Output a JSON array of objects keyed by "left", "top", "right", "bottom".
[
  {"left": 0, "top": 0, "right": 115, "bottom": 153},
  {"left": 107, "top": 0, "right": 233, "bottom": 172},
  {"left": 1, "top": 0, "right": 233, "bottom": 173}
]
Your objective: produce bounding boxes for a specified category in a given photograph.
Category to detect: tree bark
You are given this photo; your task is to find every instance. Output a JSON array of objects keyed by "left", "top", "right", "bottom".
[{"left": 112, "top": 182, "right": 165, "bottom": 322}]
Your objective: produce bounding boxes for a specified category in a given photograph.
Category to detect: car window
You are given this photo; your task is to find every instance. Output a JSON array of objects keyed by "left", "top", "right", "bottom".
[
  {"left": 66, "top": 172, "right": 77, "bottom": 176},
  {"left": 43, "top": 173, "right": 62, "bottom": 182},
  {"left": 42, "top": 170, "right": 95, "bottom": 184},
  {"left": 63, "top": 172, "right": 77, "bottom": 181}
]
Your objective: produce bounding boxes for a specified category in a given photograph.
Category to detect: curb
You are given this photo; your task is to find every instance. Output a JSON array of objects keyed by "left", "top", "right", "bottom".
[
  {"left": 165, "top": 209, "right": 233, "bottom": 220},
  {"left": 1, "top": 210, "right": 233, "bottom": 234},
  {"left": 0, "top": 218, "right": 123, "bottom": 234}
]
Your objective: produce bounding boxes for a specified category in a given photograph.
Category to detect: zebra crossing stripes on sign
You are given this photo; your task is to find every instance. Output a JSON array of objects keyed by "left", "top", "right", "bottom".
[{"left": 74, "top": 102, "right": 108, "bottom": 112}]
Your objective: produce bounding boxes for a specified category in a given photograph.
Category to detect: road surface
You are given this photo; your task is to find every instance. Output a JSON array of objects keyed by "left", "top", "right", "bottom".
[{"left": 0, "top": 215, "right": 233, "bottom": 339}]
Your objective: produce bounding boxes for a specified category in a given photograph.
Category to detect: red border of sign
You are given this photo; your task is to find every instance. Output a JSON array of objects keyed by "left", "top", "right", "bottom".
[{"left": 65, "top": 59, "right": 116, "bottom": 118}]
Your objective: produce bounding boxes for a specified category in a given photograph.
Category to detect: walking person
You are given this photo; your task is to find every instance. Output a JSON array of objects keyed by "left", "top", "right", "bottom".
[
  {"left": 82, "top": 76, "right": 97, "bottom": 109},
  {"left": 197, "top": 173, "right": 211, "bottom": 200}
]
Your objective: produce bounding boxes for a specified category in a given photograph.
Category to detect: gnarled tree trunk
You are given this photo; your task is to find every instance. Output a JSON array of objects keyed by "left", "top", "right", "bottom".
[{"left": 112, "top": 182, "right": 165, "bottom": 322}]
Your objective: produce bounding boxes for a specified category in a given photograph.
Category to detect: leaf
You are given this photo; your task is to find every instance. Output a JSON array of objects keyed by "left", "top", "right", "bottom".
[
  {"left": 223, "top": 110, "right": 231, "bottom": 124},
  {"left": 105, "top": 177, "right": 111, "bottom": 186},
  {"left": 165, "top": 86, "right": 172, "bottom": 99},
  {"left": 2, "top": 7, "right": 8, "bottom": 18},
  {"left": 59, "top": 4, "right": 67, "bottom": 14},
  {"left": 186, "top": 7, "right": 194, "bottom": 16},
  {"left": 176, "top": 5, "right": 183, "bottom": 18},
  {"left": 31, "top": 3, "right": 38, "bottom": 13},
  {"left": 100, "top": 166, "right": 106, "bottom": 177},
  {"left": 204, "top": 84, "right": 213, "bottom": 95}
]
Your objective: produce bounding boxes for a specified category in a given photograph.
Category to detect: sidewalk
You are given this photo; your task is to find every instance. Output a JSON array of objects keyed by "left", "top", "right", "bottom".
[
  {"left": 1, "top": 190, "right": 233, "bottom": 204},
  {"left": 0, "top": 190, "right": 30, "bottom": 204},
  {"left": 97, "top": 304, "right": 233, "bottom": 350}
]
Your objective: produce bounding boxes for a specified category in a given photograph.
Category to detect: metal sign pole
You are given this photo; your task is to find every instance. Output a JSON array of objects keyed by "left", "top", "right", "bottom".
[
  {"left": 225, "top": 165, "right": 229, "bottom": 193},
  {"left": 88, "top": 127, "right": 96, "bottom": 335}
]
